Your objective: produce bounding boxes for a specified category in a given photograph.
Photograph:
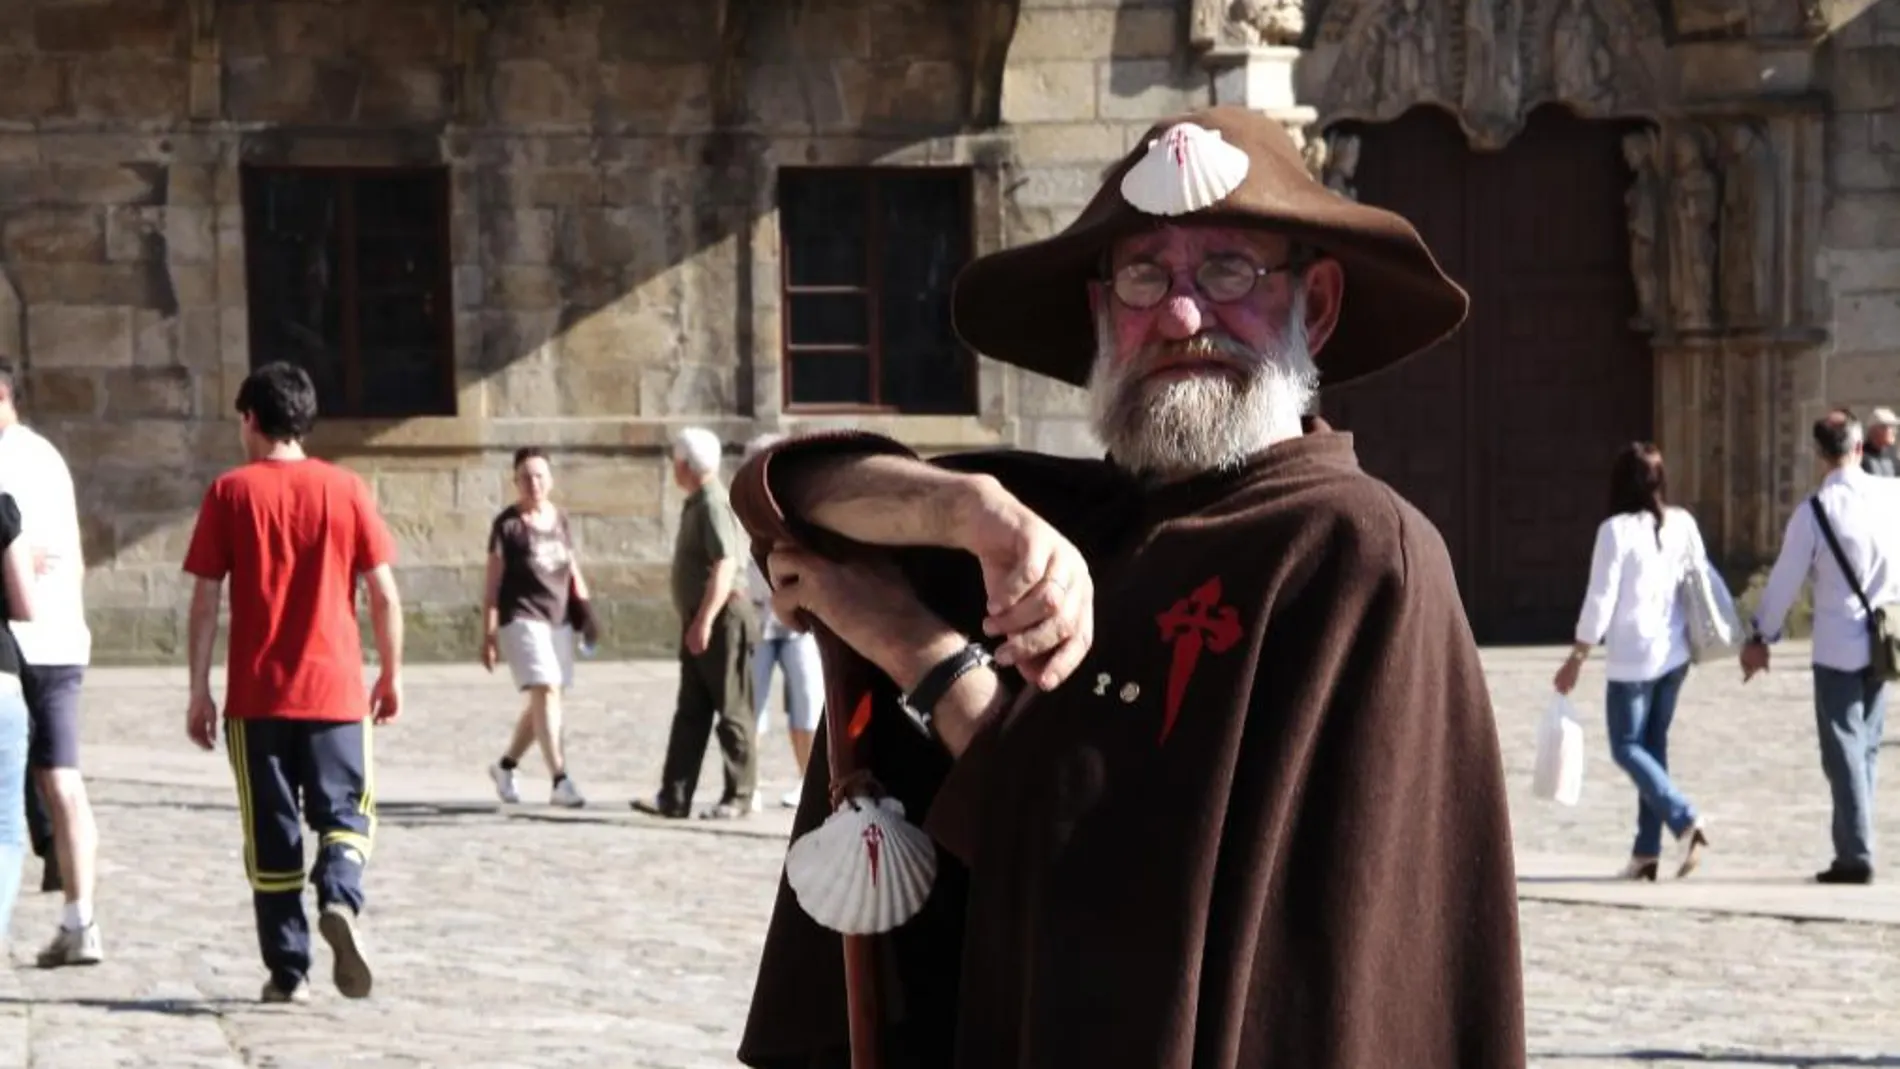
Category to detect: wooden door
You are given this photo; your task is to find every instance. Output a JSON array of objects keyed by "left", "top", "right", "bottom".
[{"left": 1321, "top": 105, "right": 1654, "bottom": 643}]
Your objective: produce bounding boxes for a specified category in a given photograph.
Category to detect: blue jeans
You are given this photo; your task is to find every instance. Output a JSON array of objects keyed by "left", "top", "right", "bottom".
[
  {"left": 1811, "top": 666, "right": 1886, "bottom": 869},
  {"left": 0, "top": 679, "right": 29, "bottom": 946},
  {"left": 1604, "top": 664, "right": 1697, "bottom": 858}
]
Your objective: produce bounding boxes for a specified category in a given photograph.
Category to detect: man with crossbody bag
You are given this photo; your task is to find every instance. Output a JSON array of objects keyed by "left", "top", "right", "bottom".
[{"left": 1744, "top": 411, "right": 1900, "bottom": 884}]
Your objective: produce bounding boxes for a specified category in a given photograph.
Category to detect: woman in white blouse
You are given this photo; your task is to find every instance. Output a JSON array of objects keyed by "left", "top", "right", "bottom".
[{"left": 1553, "top": 442, "right": 1713, "bottom": 881}]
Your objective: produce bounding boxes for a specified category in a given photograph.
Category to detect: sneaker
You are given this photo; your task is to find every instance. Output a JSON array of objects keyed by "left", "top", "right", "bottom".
[
  {"left": 630, "top": 795, "right": 688, "bottom": 819},
  {"left": 35, "top": 923, "right": 103, "bottom": 968},
  {"left": 750, "top": 792, "right": 764, "bottom": 814},
  {"left": 317, "top": 904, "right": 373, "bottom": 999},
  {"left": 700, "top": 799, "right": 752, "bottom": 821},
  {"left": 261, "top": 978, "right": 311, "bottom": 1004},
  {"left": 488, "top": 762, "right": 520, "bottom": 804},
  {"left": 550, "top": 777, "right": 586, "bottom": 808},
  {"left": 779, "top": 786, "right": 802, "bottom": 810}
]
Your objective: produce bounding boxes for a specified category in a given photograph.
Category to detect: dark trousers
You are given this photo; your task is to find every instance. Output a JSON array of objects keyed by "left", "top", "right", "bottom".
[
  {"left": 225, "top": 716, "right": 375, "bottom": 991},
  {"left": 658, "top": 604, "right": 759, "bottom": 811}
]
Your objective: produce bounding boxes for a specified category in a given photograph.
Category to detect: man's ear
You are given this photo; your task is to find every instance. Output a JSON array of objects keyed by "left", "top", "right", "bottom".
[{"left": 1301, "top": 257, "right": 1345, "bottom": 354}]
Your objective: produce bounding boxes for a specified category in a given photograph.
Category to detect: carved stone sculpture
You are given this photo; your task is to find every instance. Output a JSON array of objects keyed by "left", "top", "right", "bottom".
[
  {"left": 1297, "top": 124, "right": 1329, "bottom": 180},
  {"left": 1551, "top": 0, "right": 1617, "bottom": 114},
  {"left": 1667, "top": 128, "right": 1719, "bottom": 332},
  {"left": 1621, "top": 128, "right": 1664, "bottom": 331},
  {"left": 1718, "top": 121, "right": 1776, "bottom": 329},
  {"left": 1322, "top": 131, "right": 1361, "bottom": 199},
  {"left": 1460, "top": 0, "right": 1525, "bottom": 148},
  {"left": 1228, "top": 0, "right": 1306, "bottom": 46},
  {"left": 1380, "top": 0, "right": 1436, "bottom": 111}
]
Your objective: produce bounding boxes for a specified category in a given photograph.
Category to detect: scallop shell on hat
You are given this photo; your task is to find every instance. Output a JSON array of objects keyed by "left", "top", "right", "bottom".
[
  {"left": 784, "top": 794, "right": 937, "bottom": 936},
  {"left": 1118, "top": 122, "right": 1252, "bottom": 218}
]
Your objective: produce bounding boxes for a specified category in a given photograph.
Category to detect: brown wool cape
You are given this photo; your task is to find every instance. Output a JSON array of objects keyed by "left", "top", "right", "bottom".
[{"left": 729, "top": 423, "right": 1527, "bottom": 1069}]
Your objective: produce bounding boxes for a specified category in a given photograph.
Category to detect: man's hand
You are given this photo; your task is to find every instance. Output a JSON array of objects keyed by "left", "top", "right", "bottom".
[
  {"left": 956, "top": 485, "right": 1094, "bottom": 691},
  {"left": 767, "top": 548, "right": 959, "bottom": 689},
  {"left": 187, "top": 693, "right": 218, "bottom": 751},
  {"left": 1740, "top": 639, "right": 1770, "bottom": 682},
  {"left": 481, "top": 631, "right": 499, "bottom": 673},
  {"left": 371, "top": 671, "right": 403, "bottom": 724},
  {"left": 685, "top": 616, "right": 714, "bottom": 657}
]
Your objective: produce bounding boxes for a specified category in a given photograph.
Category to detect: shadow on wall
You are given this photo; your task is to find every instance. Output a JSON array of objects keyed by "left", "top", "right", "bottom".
[{"left": 0, "top": 0, "right": 1025, "bottom": 660}]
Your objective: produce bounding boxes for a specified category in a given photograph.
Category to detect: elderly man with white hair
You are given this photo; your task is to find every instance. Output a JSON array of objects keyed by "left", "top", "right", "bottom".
[
  {"left": 730, "top": 106, "right": 1523, "bottom": 1068},
  {"left": 631, "top": 427, "right": 759, "bottom": 820}
]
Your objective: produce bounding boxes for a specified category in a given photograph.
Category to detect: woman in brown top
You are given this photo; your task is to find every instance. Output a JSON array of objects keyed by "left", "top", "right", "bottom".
[{"left": 482, "top": 447, "right": 597, "bottom": 808}]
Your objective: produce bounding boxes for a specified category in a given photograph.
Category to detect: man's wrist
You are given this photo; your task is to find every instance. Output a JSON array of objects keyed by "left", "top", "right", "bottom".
[
  {"left": 876, "top": 627, "right": 971, "bottom": 696},
  {"left": 944, "top": 473, "right": 1014, "bottom": 551}
]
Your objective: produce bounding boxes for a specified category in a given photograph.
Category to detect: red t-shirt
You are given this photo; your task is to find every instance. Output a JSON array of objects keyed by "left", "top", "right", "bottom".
[{"left": 181, "top": 458, "right": 396, "bottom": 721}]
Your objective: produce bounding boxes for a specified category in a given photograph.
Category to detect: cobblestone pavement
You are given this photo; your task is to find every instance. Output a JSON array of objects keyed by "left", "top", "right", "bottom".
[{"left": 0, "top": 646, "right": 1893, "bottom": 1067}]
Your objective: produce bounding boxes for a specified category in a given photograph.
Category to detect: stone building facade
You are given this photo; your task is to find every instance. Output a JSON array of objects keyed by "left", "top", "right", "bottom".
[{"left": 0, "top": 0, "right": 1893, "bottom": 660}]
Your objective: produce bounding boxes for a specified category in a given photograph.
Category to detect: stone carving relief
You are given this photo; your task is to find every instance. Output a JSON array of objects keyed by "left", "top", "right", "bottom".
[
  {"left": 1622, "top": 128, "right": 1664, "bottom": 330},
  {"left": 1191, "top": 0, "right": 1307, "bottom": 48},
  {"left": 1323, "top": 0, "right": 1448, "bottom": 117},
  {"left": 1320, "top": 131, "right": 1362, "bottom": 198},
  {"left": 1667, "top": 125, "right": 1720, "bottom": 332},
  {"left": 1669, "top": 0, "right": 1751, "bottom": 37},
  {"left": 1459, "top": 0, "right": 1525, "bottom": 147},
  {"left": 1228, "top": 0, "right": 1308, "bottom": 45},
  {"left": 1309, "top": 0, "right": 1663, "bottom": 150},
  {"left": 1715, "top": 120, "right": 1776, "bottom": 330}
]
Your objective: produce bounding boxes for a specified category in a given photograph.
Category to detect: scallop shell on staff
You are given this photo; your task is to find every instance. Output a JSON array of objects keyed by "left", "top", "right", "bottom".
[
  {"left": 784, "top": 794, "right": 938, "bottom": 936},
  {"left": 1118, "top": 122, "right": 1252, "bottom": 218}
]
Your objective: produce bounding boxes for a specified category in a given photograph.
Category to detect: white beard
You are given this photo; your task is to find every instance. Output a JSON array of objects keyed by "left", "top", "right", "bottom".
[{"left": 1087, "top": 287, "right": 1319, "bottom": 479}]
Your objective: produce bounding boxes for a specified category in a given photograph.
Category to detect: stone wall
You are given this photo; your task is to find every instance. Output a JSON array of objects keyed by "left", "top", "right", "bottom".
[
  {"left": 1815, "top": 2, "right": 1900, "bottom": 436},
  {"left": 0, "top": 0, "right": 1212, "bottom": 664}
]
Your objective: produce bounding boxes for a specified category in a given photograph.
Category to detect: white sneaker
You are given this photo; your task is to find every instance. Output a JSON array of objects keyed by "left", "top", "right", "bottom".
[
  {"left": 780, "top": 786, "right": 802, "bottom": 809},
  {"left": 36, "top": 922, "right": 103, "bottom": 968},
  {"left": 488, "top": 762, "right": 520, "bottom": 804},
  {"left": 750, "top": 792, "right": 765, "bottom": 813},
  {"left": 550, "top": 777, "right": 586, "bottom": 808}
]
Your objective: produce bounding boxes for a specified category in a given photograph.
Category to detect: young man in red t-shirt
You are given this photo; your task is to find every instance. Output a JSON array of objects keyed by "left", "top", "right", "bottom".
[{"left": 181, "top": 361, "right": 405, "bottom": 1005}]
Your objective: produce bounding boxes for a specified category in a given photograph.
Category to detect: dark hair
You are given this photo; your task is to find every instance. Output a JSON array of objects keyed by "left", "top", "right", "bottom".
[
  {"left": 1813, "top": 411, "right": 1863, "bottom": 461},
  {"left": 512, "top": 446, "right": 548, "bottom": 471},
  {"left": 234, "top": 362, "right": 318, "bottom": 442},
  {"left": 1608, "top": 441, "right": 1667, "bottom": 547}
]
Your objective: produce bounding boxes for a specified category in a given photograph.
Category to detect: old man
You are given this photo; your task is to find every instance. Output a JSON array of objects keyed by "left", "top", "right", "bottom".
[{"left": 732, "top": 106, "right": 1524, "bottom": 1069}]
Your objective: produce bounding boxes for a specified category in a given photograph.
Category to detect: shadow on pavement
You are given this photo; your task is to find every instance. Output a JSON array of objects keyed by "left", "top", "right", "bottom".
[
  {"left": 93, "top": 796, "right": 793, "bottom": 841},
  {"left": 0, "top": 996, "right": 252, "bottom": 1017},
  {"left": 1534, "top": 1051, "right": 1900, "bottom": 1065}
]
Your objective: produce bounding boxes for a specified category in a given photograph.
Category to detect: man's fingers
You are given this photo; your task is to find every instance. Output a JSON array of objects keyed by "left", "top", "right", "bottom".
[
  {"left": 982, "top": 572, "right": 1065, "bottom": 639},
  {"left": 992, "top": 577, "right": 1087, "bottom": 669}
]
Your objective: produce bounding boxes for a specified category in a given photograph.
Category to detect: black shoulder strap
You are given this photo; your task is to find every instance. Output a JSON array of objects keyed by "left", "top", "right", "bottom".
[{"left": 1810, "top": 496, "right": 1876, "bottom": 619}]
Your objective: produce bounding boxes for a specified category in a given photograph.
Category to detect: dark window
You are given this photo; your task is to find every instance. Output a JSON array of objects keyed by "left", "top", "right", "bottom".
[
  {"left": 240, "top": 166, "right": 455, "bottom": 419},
  {"left": 778, "top": 168, "right": 976, "bottom": 414}
]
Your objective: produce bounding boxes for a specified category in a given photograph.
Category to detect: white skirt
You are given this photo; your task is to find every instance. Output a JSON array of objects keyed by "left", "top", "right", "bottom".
[{"left": 498, "top": 618, "right": 575, "bottom": 691}]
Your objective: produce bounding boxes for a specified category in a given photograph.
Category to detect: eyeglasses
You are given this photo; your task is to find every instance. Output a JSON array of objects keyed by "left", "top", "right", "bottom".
[{"left": 1108, "top": 253, "right": 1297, "bottom": 311}]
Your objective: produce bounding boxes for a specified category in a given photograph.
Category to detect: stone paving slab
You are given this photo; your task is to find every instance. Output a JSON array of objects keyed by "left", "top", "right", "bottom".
[
  {"left": 0, "top": 648, "right": 1895, "bottom": 1067},
  {"left": 1515, "top": 849, "right": 1900, "bottom": 926}
]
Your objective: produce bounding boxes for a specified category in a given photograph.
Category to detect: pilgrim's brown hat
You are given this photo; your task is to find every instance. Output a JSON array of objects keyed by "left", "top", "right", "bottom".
[{"left": 950, "top": 105, "right": 1470, "bottom": 389}]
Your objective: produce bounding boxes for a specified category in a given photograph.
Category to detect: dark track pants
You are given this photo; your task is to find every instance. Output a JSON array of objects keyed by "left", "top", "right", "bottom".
[{"left": 225, "top": 717, "right": 375, "bottom": 991}]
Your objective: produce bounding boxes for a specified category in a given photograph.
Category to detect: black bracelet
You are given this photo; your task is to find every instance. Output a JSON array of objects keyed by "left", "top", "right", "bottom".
[{"left": 899, "top": 642, "right": 993, "bottom": 734}]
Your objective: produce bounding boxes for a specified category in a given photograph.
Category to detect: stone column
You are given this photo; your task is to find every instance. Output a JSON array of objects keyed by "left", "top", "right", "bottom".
[{"left": 1203, "top": 44, "right": 1321, "bottom": 174}]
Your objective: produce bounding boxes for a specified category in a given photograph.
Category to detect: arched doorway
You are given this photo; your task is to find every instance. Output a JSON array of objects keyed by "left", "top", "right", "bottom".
[{"left": 1321, "top": 104, "right": 1654, "bottom": 643}]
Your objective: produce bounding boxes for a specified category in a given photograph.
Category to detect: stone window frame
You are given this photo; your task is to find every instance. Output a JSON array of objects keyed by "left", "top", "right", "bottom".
[{"left": 774, "top": 164, "right": 981, "bottom": 418}]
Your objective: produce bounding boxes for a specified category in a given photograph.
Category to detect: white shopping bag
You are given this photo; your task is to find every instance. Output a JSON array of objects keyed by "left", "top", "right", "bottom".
[{"left": 1531, "top": 693, "right": 1585, "bottom": 806}]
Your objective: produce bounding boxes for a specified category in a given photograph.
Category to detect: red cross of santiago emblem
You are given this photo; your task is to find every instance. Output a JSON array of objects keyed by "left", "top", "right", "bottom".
[{"left": 1153, "top": 577, "right": 1243, "bottom": 743}]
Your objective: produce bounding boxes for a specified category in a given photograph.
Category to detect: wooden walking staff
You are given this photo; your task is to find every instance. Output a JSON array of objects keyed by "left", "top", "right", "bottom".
[{"left": 729, "top": 443, "right": 904, "bottom": 1069}]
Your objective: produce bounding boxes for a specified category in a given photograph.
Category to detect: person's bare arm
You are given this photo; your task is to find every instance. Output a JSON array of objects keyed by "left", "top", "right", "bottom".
[
  {"left": 188, "top": 577, "right": 222, "bottom": 702},
  {"left": 570, "top": 559, "right": 591, "bottom": 601},
  {"left": 481, "top": 551, "right": 503, "bottom": 638},
  {"left": 2, "top": 538, "right": 36, "bottom": 623},
  {"left": 366, "top": 563, "right": 405, "bottom": 673}
]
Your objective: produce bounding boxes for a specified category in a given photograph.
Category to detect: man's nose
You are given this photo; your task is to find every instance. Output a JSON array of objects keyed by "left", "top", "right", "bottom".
[{"left": 1153, "top": 292, "right": 1205, "bottom": 341}]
